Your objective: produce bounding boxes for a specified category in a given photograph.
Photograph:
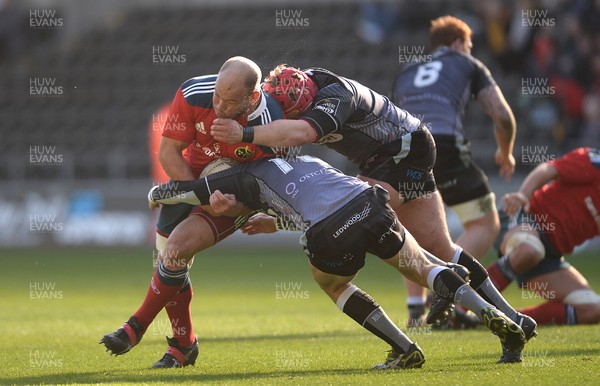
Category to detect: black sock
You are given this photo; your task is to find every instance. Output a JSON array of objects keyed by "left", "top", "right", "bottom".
[{"left": 336, "top": 285, "right": 413, "bottom": 353}]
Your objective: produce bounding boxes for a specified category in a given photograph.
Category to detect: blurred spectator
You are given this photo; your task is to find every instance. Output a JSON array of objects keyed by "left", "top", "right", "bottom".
[{"left": 0, "top": 0, "right": 25, "bottom": 63}]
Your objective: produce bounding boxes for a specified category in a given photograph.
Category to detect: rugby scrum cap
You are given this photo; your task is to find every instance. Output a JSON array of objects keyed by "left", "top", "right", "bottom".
[{"left": 263, "top": 64, "right": 318, "bottom": 116}]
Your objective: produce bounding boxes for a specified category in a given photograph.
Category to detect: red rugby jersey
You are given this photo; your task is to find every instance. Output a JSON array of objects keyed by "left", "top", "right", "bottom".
[
  {"left": 529, "top": 147, "right": 600, "bottom": 254},
  {"left": 162, "top": 74, "right": 284, "bottom": 177}
]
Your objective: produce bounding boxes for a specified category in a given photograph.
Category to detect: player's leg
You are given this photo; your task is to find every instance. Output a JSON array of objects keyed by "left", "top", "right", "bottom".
[
  {"left": 364, "top": 187, "right": 526, "bottom": 362},
  {"left": 100, "top": 214, "right": 216, "bottom": 357},
  {"left": 451, "top": 194, "right": 500, "bottom": 259},
  {"left": 435, "top": 137, "right": 500, "bottom": 260},
  {"left": 153, "top": 209, "right": 239, "bottom": 368},
  {"left": 377, "top": 225, "right": 525, "bottom": 357},
  {"left": 519, "top": 266, "right": 600, "bottom": 325},
  {"left": 308, "top": 263, "right": 425, "bottom": 370},
  {"left": 487, "top": 225, "right": 545, "bottom": 291}
]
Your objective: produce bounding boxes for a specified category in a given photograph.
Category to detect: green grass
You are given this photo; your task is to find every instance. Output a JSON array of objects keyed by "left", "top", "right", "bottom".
[{"left": 1, "top": 247, "right": 599, "bottom": 385}]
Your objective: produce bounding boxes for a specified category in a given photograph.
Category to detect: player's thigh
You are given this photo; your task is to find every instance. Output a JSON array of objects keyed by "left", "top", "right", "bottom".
[
  {"left": 394, "top": 191, "right": 456, "bottom": 262},
  {"left": 309, "top": 262, "right": 356, "bottom": 300},
  {"left": 525, "top": 266, "right": 593, "bottom": 302},
  {"left": 166, "top": 213, "right": 219, "bottom": 257}
]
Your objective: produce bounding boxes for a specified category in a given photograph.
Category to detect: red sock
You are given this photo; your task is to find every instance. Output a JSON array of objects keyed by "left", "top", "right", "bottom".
[
  {"left": 518, "top": 302, "right": 566, "bottom": 325},
  {"left": 165, "top": 283, "right": 195, "bottom": 347},
  {"left": 486, "top": 262, "right": 511, "bottom": 292},
  {"left": 132, "top": 268, "right": 187, "bottom": 333}
]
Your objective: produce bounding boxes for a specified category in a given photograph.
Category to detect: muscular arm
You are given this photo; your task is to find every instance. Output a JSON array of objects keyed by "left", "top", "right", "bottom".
[
  {"left": 502, "top": 162, "right": 558, "bottom": 215},
  {"left": 477, "top": 85, "right": 517, "bottom": 180},
  {"left": 517, "top": 162, "right": 559, "bottom": 199},
  {"left": 158, "top": 137, "right": 195, "bottom": 180},
  {"left": 211, "top": 118, "right": 318, "bottom": 146}
]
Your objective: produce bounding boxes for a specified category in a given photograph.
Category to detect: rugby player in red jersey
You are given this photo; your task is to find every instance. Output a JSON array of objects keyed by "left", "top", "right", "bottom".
[
  {"left": 489, "top": 147, "right": 600, "bottom": 326},
  {"left": 100, "top": 56, "right": 284, "bottom": 368}
]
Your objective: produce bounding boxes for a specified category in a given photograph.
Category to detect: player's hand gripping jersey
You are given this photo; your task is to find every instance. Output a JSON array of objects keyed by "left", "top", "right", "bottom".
[{"left": 164, "top": 75, "right": 285, "bottom": 175}]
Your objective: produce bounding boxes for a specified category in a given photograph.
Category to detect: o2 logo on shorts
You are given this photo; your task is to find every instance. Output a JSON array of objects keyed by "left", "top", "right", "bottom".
[{"left": 234, "top": 146, "right": 255, "bottom": 159}]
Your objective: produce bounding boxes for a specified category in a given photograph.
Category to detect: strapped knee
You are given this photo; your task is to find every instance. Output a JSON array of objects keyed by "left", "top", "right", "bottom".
[
  {"left": 563, "top": 289, "right": 600, "bottom": 305},
  {"left": 504, "top": 231, "right": 545, "bottom": 257}
]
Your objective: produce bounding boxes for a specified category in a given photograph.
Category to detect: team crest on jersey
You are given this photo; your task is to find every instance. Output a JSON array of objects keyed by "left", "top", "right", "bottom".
[
  {"left": 234, "top": 146, "right": 255, "bottom": 159},
  {"left": 589, "top": 148, "right": 600, "bottom": 169},
  {"left": 317, "top": 133, "right": 343, "bottom": 144},
  {"left": 195, "top": 122, "right": 206, "bottom": 134}
]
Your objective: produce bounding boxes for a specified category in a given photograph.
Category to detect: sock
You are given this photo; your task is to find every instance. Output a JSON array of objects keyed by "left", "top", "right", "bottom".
[
  {"left": 336, "top": 285, "right": 413, "bottom": 353},
  {"left": 427, "top": 267, "right": 490, "bottom": 314},
  {"left": 486, "top": 260, "right": 512, "bottom": 292},
  {"left": 407, "top": 296, "right": 426, "bottom": 322},
  {"left": 165, "top": 280, "right": 195, "bottom": 347},
  {"left": 518, "top": 302, "right": 572, "bottom": 325},
  {"left": 455, "top": 248, "right": 517, "bottom": 320},
  {"left": 132, "top": 261, "right": 189, "bottom": 332}
]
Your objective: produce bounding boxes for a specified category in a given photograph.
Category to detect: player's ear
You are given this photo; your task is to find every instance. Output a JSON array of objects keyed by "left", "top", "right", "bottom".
[
  {"left": 449, "top": 38, "right": 464, "bottom": 51},
  {"left": 250, "top": 90, "right": 261, "bottom": 104}
]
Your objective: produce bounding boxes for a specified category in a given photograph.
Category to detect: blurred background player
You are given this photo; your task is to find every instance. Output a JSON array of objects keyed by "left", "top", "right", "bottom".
[
  {"left": 210, "top": 63, "right": 536, "bottom": 361},
  {"left": 488, "top": 147, "right": 600, "bottom": 325},
  {"left": 149, "top": 154, "right": 527, "bottom": 367},
  {"left": 101, "top": 56, "right": 284, "bottom": 368},
  {"left": 391, "top": 16, "right": 517, "bottom": 324}
]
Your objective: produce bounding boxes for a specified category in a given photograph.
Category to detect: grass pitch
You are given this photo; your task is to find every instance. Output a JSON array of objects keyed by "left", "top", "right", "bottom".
[{"left": 1, "top": 246, "right": 599, "bottom": 385}]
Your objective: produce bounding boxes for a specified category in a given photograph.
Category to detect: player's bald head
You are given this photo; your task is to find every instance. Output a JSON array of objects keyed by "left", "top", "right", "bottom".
[{"left": 217, "top": 56, "right": 262, "bottom": 95}]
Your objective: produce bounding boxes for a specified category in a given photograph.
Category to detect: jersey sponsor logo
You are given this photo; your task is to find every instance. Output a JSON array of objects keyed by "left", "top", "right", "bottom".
[
  {"left": 234, "top": 146, "right": 255, "bottom": 159},
  {"left": 299, "top": 168, "right": 327, "bottom": 182},
  {"left": 317, "top": 133, "right": 343, "bottom": 144},
  {"left": 195, "top": 122, "right": 206, "bottom": 134},
  {"left": 333, "top": 202, "right": 371, "bottom": 239},
  {"left": 314, "top": 98, "right": 340, "bottom": 115},
  {"left": 285, "top": 182, "right": 299, "bottom": 198}
]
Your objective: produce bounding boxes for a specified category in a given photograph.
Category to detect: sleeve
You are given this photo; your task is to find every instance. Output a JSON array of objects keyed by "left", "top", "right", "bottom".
[
  {"left": 300, "top": 84, "right": 355, "bottom": 139},
  {"left": 161, "top": 88, "right": 196, "bottom": 144},
  {"left": 550, "top": 147, "right": 597, "bottom": 184},
  {"left": 151, "top": 165, "right": 262, "bottom": 207},
  {"left": 471, "top": 57, "right": 497, "bottom": 97}
]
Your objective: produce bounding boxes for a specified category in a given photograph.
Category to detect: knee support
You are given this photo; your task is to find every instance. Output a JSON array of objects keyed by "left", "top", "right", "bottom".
[
  {"left": 504, "top": 231, "right": 545, "bottom": 257},
  {"left": 563, "top": 289, "right": 600, "bottom": 305}
]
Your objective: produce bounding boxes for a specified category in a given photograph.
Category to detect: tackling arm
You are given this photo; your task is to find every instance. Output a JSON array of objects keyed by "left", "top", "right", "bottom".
[
  {"left": 150, "top": 168, "right": 261, "bottom": 208},
  {"left": 211, "top": 118, "right": 318, "bottom": 146}
]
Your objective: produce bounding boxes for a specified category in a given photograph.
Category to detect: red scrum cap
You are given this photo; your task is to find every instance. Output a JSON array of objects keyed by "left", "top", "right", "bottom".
[{"left": 263, "top": 64, "right": 318, "bottom": 117}]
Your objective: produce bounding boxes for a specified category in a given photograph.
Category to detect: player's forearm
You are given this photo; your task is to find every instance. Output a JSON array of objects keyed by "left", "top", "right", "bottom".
[
  {"left": 517, "top": 163, "right": 558, "bottom": 199},
  {"left": 253, "top": 120, "right": 317, "bottom": 147},
  {"left": 159, "top": 151, "right": 195, "bottom": 180},
  {"left": 493, "top": 107, "right": 516, "bottom": 158}
]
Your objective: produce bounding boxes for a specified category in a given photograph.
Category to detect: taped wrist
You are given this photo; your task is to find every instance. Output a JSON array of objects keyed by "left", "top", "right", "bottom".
[{"left": 242, "top": 126, "right": 254, "bottom": 143}]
